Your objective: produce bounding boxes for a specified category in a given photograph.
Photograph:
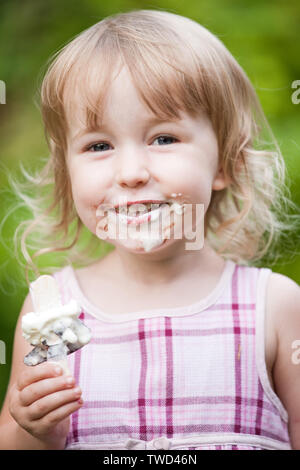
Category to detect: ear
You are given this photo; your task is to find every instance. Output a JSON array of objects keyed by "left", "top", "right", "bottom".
[{"left": 212, "top": 166, "right": 230, "bottom": 191}]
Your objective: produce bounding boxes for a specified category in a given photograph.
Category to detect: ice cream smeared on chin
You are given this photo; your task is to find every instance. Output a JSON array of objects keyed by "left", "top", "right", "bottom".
[{"left": 96, "top": 199, "right": 187, "bottom": 252}]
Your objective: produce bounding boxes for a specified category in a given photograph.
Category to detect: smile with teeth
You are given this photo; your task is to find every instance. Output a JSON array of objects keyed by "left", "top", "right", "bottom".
[
  {"left": 112, "top": 203, "right": 170, "bottom": 225},
  {"left": 107, "top": 202, "right": 185, "bottom": 226}
]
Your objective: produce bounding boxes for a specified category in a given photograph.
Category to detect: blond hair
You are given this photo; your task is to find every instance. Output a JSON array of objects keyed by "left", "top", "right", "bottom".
[{"left": 9, "top": 9, "right": 299, "bottom": 284}]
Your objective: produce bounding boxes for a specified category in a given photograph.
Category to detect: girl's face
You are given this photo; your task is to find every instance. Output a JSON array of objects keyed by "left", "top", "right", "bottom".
[{"left": 66, "top": 66, "right": 228, "bottom": 254}]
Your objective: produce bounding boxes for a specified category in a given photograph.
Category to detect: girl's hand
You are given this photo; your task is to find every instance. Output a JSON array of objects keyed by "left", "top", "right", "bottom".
[{"left": 8, "top": 362, "right": 83, "bottom": 449}]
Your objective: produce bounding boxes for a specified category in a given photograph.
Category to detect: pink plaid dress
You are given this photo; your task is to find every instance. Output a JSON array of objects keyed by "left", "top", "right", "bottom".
[{"left": 52, "top": 259, "right": 291, "bottom": 450}]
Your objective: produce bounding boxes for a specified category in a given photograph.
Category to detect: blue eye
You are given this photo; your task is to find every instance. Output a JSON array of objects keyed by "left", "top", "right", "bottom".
[
  {"left": 86, "top": 142, "right": 111, "bottom": 152},
  {"left": 152, "top": 135, "right": 178, "bottom": 146},
  {"left": 85, "top": 135, "right": 178, "bottom": 153}
]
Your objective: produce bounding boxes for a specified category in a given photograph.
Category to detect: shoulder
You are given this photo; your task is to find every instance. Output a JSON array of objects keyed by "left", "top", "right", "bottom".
[
  {"left": 265, "top": 271, "right": 300, "bottom": 350},
  {"left": 265, "top": 271, "right": 300, "bottom": 417},
  {"left": 262, "top": 270, "right": 299, "bottom": 382},
  {"left": 51, "top": 264, "right": 75, "bottom": 288},
  {"left": 267, "top": 271, "right": 300, "bottom": 330},
  {"left": 267, "top": 270, "right": 299, "bottom": 293}
]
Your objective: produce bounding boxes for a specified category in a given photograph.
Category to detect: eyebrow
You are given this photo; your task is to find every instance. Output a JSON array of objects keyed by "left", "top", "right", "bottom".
[{"left": 71, "top": 116, "right": 181, "bottom": 142}]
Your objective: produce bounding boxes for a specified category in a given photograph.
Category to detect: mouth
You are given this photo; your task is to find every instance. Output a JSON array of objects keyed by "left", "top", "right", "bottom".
[
  {"left": 106, "top": 201, "right": 186, "bottom": 226},
  {"left": 115, "top": 201, "right": 169, "bottom": 213},
  {"left": 110, "top": 203, "right": 170, "bottom": 225}
]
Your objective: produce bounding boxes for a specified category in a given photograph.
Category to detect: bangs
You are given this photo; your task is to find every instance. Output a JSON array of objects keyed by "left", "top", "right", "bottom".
[
  {"left": 61, "top": 18, "right": 210, "bottom": 137},
  {"left": 41, "top": 9, "right": 256, "bottom": 158}
]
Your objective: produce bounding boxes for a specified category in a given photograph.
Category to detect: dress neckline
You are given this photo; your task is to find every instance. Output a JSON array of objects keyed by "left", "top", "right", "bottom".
[{"left": 65, "top": 259, "right": 236, "bottom": 323}]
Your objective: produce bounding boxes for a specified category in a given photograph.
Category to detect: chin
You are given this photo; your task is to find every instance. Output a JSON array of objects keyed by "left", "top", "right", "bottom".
[{"left": 116, "top": 236, "right": 186, "bottom": 259}]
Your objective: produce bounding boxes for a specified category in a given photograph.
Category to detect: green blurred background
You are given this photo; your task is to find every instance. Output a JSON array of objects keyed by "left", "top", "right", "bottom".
[{"left": 0, "top": 0, "right": 299, "bottom": 408}]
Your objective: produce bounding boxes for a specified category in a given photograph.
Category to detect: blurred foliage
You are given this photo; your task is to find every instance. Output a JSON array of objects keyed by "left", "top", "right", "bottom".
[{"left": 0, "top": 0, "right": 299, "bottom": 408}]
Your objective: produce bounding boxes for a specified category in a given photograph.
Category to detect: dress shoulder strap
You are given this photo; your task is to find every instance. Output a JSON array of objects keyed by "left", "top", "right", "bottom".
[{"left": 52, "top": 265, "right": 74, "bottom": 305}]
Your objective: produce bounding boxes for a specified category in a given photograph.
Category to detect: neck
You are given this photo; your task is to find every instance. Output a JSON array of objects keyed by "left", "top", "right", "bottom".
[{"left": 103, "top": 239, "right": 225, "bottom": 288}]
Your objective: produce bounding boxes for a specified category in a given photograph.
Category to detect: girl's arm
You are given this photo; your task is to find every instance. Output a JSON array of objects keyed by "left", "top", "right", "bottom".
[
  {"left": 0, "top": 293, "right": 81, "bottom": 450},
  {"left": 0, "top": 293, "right": 52, "bottom": 449},
  {"left": 270, "top": 273, "right": 300, "bottom": 450}
]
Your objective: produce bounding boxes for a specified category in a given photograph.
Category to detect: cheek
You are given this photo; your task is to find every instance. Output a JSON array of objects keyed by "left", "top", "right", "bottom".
[
  {"left": 169, "top": 160, "right": 214, "bottom": 205},
  {"left": 68, "top": 163, "right": 108, "bottom": 229}
]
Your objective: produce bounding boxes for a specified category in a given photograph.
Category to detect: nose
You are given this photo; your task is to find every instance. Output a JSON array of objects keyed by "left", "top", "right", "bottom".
[{"left": 115, "top": 146, "right": 150, "bottom": 188}]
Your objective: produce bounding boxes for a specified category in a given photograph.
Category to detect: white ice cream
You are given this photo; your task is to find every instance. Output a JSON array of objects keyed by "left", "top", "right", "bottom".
[
  {"left": 105, "top": 201, "right": 186, "bottom": 252},
  {"left": 133, "top": 202, "right": 186, "bottom": 251},
  {"left": 21, "top": 299, "right": 91, "bottom": 346},
  {"left": 22, "top": 275, "right": 92, "bottom": 374}
]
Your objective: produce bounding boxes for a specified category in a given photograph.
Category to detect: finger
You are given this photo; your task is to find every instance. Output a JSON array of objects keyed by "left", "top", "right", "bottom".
[
  {"left": 40, "top": 398, "right": 83, "bottom": 428},
  {"left": 27, "top": 386, "right": 82, "bottom": 421},
  {"left": 20, "top": 374, "right": 76, "bottom": 407},
  {"left": 17, "top": 362, "right": 64, "bottom": 391}
]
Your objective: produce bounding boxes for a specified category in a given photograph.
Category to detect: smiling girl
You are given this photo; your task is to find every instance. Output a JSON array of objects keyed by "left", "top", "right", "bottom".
[{"left": 0, "top": 9, "right": 300, "bottom": 450}]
